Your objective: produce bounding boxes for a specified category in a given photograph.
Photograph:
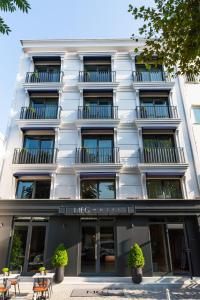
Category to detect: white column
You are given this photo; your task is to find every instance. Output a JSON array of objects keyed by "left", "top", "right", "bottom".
[
  {"left": 182, "top": 175, "right": 188, "bottom": 199},
  {"left": 50, "top": 173, "right": 56, "bottom": 199},
  {"left": 141, "top": 172, "right": 147, "bottom": 199},
  {"left": 76, "top": 173, "right": 80, "bottom": 199},
  {"left": 116, "top": 173, "right": 120, "bottom": 199}
]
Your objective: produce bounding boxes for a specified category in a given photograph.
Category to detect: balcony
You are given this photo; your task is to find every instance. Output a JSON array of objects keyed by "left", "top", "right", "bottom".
[
  {"left": 79, "top": 71, "right": 116, "bottom": 82},
  {"left": 132, "top": 71, "right": 174, "bottom": 90},
  {"left": 136, "top": 106, "right": 178, "bottom": 119},
  {"left": 140, "top": 147, "right": 185, "bottom": 164},
  {"left": 75, "top": 147, "right": 120, "bottom": 164},
  {"left": 135, "top": 106, "right": 180, "bottom": 129},
  {"left": 25, "top": 71, "right": 63, "bottom": 83},
  {"left": 13, "top": 148, "right": 58, "bottom": 164},
  {"left": 20, "top": 106, "right": 61, "bottom": 120},
  {"left": 78, "top": 106, "right": 118, "bottom": 119},
  {"left": 138, "top": 147, "right": 188, "bottom": 175},
  {"left": 185, "top": 74, "right": 200, "bottom": 83}
]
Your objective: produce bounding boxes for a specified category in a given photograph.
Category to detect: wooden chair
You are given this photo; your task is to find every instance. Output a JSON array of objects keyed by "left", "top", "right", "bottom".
[
  {"left": 9, "top": 266, "right": 22, "bottom": 296},
  {"left": 33, "top": 279, "right": 50, "bottom": 300},
  {"left": 0, "top": 280, "right": 11, "bottom": 300}
]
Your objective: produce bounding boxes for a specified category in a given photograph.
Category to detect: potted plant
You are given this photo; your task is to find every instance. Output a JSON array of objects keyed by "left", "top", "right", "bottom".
[
  {"left": 128, "top": 243, "right": 145, "bottom": 284},
  {"left": 38, "top": 266, "right": 46, "bottom": 275},
  {"left": 2, "top": 267, "right": 9, "bottom": 276},
  {"left": 51, "top": 244, "right": 68, "bottom": 283}
]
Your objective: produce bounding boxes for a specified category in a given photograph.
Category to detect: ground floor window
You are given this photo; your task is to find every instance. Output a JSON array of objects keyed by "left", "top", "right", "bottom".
[
  {"left": 16, "top": 180, "right": 51, "bottom": 199},
  {"left": 147, "top": 178, "right": 183, "bottom": 199},
  {"left": 150, "top": 224, "right": 189, "bottom": 275},
  {"left": 9, "top": 217, "right": 48, "bottom": 274},
  {"left": 81, "top": 179, "right": 115, "bottom": 199}
]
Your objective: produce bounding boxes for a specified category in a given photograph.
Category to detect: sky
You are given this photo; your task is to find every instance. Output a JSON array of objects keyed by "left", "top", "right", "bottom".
[{"left": 0, "top": 0, "right": 153, "bottom": 135}]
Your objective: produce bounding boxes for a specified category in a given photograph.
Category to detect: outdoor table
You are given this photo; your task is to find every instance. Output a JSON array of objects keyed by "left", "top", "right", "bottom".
[{"left": 0, "top": 273, "right": 20, "bottom": 298}]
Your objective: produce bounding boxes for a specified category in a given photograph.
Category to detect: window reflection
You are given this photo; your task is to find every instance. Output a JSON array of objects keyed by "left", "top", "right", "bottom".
[{"left": 81, "top": 180, "right": 115, "bottom": 199}]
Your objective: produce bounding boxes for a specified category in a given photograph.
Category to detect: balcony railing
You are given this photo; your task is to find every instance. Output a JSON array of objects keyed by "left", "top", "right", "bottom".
[
  {"left": 25, "top": 71, "right": 63, "bottom": 83},
  {"left": 78, "top": 106, "right": 118, "bottom": 119},
  {"left": 136, "top": 106, "right": 178, "bottom": 119},
  {"left": 133, "top": 71, "right": 171, "bottom": 82},
  {"left": 20, "top": 106, "right": 61, "bottom": 120},
  {"left": 75, "top": 147, "right": 120, "bottom": 163},
  {"left": 79, "top": 71, "right": 116, "bottom": 82},
  {"left": 13, "top": 148, "right": 58, "bottom": 164},
  {"left": 185, "top": 74, "right": 200, "bottom": 83},
  {"left": 140, "top": 147, "right": 185, "bottom": 163}
]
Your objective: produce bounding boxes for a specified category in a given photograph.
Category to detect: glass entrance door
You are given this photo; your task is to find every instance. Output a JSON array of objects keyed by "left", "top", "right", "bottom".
[
  {"left": 10, "top": 221, "right": 48, "bottom": 274},
  {"left": 81, "top": 220, "right": 115, "bottom": 275},
  {"left": 150, "top": 224, "right": 189, "bottom": 276}
]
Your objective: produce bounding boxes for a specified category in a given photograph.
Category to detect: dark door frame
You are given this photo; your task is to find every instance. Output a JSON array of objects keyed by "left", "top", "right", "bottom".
[{"left": 79, "top": 218, "right": 116, "bottom": 276}]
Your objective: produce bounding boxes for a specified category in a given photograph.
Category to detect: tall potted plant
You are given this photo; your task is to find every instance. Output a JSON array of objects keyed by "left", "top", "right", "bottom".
[
  {"left": 51, "top": 244, "right": 68, "bottom": 283},
  {"left": 128, "top": 243, "right": 145, "bottom": 284}
]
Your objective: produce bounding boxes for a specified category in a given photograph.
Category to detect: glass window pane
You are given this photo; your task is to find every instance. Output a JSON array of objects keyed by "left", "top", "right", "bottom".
[
  {"left": 193, "top": 107, "right": 200, "bottom": 123},
  {"left": 24, "top": 137, "right": 40, "bottom": 149},
  {"left": 35, "top": 181, "right": 51, "bottom": 199},
  {"left": 10, "top": 226, "right": 28, "bottom": 271},
  {"left": 147, "top": 180, "right": 164, "bottom": 199},
  {"left": 16, "top": 181, "right": 34, "bottom": 199},
  {"left": 163, "top": 180, "right": 182, "bottom": 199},
  {"left": 99, "top": 181, "right": 115, "bottom": 199},
  {"left": 27, "top": 226, "right": 46, "bottom": 272},
  {"left": 100, "top": 226, "right": 115, "bottom": 273},
  {"left": 81, "top": 180, "right": 98, "bottom": 199}
]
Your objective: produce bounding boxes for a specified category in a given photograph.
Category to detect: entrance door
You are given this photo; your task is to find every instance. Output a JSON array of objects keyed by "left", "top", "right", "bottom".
[
  {"left": 81, "top": 220, "right": 116, "bottom": 275},
  {"left": 168, "top": 226, "right": 189, "bottom": 274},
  {"left": 10, "top": 221, "right": 48, "bottom": 274},
  {"left": 150, "top": 224, "right": 189, "bottom": 276}
]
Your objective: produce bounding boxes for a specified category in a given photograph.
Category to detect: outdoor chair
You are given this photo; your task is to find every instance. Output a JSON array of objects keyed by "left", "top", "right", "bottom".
[
  {"left": 33, "top": 279, "right": 50, "bottom": 300},
  {"left": 0, "top": 280, "right": 11, "bottom": 300},
  {"left": 9, "top": 266, "right": 22, "bottom": 296}
]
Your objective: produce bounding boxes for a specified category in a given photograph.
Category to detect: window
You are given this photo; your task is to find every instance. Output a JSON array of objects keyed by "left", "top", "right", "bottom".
[
  {"left": 192, "top": 107, "right": 200, "bottom": 123},
  {"left": 147, "top": 179, "right": 183, "bottom": 199},
  {"left": 81, "top": 179, "right": 115, "bottom": 199},
  {"left": 16, "top": 180, "right": 51, "bottom": 199}
]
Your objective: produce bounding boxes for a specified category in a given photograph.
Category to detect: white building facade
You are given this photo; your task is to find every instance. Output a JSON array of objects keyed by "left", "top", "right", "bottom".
[{"left": 0, "top": 39, "right": 200, "bottom": 277}]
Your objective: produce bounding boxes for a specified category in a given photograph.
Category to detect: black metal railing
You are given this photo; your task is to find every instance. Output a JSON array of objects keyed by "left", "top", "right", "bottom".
[
  {"left": 140, "top": 147, "right": 185, "bottom": 163},
  {"left": 78, "top": 105, "right": 118, "bottom": 119},
  {"left": 185, "top": 74, "right": 200, "bottom": 83},
  {"left": 79, "top": 71, "right": 116, "bottom": 82},
  {"left": 136, "top": 106, "right": 178, "bottom": 119},
  {"left": 20, "top": 106, "right": 61, "bottom": 120},
  {"left": 13, "top": 148, "right": 58, "bottom": 164},
  {"left": 75, "top": 147, "right": 120, "bottom": 163},
  {"left": 25, "top": 71, "right": 63, "bottom": 83},
  {"left": 133, "top": 71, "right": 171, "bottom": 82}
]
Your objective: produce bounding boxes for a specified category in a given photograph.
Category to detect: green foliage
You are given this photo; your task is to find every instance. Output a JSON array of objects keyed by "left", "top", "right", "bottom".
[
  {"left": 2, "top": 267, "right": 9, "bottom": 273},
  {"left": 10, "top": 232, "right": 24, "bottom": 269},
  {"left": 0, "top": 0, "right": 31, "bottom": 35},
  {"left": 38, "top": 266, "right": 46, "bottom": 272},
  {"left": 128, "top": 243, "right": 145, "bottom": 269},
  {"left": 51, "top": 244, "right": 68, "bottom": 267},
  {"left": 128, "top": 0, "right": 200, "bottom": 75}
]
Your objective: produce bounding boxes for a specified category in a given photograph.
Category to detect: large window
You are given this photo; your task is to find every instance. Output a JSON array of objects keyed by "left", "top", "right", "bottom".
[
  {"left": 24, "top": 135, "right": 54, "bottom": 150},
  {"left": 81, "top": 179, "right": 115, "bottom": 199},
  {"left": 147, "top": 179, "right": 183, "bottom": 199},
  {"left": 16, "top": 180, "right": 51, "bottom": 199}
]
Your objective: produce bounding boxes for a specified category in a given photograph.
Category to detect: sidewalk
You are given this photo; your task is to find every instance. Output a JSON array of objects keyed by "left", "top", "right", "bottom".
[{"left": 11, "top": 276, "right": 200, "bottom": 300}]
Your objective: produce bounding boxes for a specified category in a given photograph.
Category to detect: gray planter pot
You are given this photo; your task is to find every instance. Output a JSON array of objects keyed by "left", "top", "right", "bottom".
[
  {"left": 55, "top": 266, "right": 65, "bottom": 283},
  {"left": 131, "top": 267, "right": 143, "bottom": 284}
]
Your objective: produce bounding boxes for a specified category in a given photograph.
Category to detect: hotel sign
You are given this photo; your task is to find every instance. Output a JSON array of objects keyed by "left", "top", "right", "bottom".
[{"left": 58, "top": 205, "right": 135, "bottom": 215}]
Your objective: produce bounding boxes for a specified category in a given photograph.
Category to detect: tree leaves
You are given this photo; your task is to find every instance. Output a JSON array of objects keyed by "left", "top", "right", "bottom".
[
  {"left": 0, "top": 0, "right": 31, "bottom": 35},
  {"left": 129, "top": 0, "right": 200, "bottom": 75}
]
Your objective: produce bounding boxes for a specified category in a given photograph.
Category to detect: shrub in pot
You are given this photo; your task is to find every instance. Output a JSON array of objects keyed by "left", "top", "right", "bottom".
[
  {"left": 38, "top": 266, "right": 46, "bottom": 275},
  {"left": 51, "top": 244, "right": 68, "bottom": 283},
  {"left": 128, "top": 243, "right": 145, "bottom": 284},
  {"left": 2, "top": 267, "right": 9, "bottom": 276}
]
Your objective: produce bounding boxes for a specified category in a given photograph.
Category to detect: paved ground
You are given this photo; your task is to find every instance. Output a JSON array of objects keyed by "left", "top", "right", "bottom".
[{"left": 5, "top": 277, "right": 200, "bottom": 300}]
